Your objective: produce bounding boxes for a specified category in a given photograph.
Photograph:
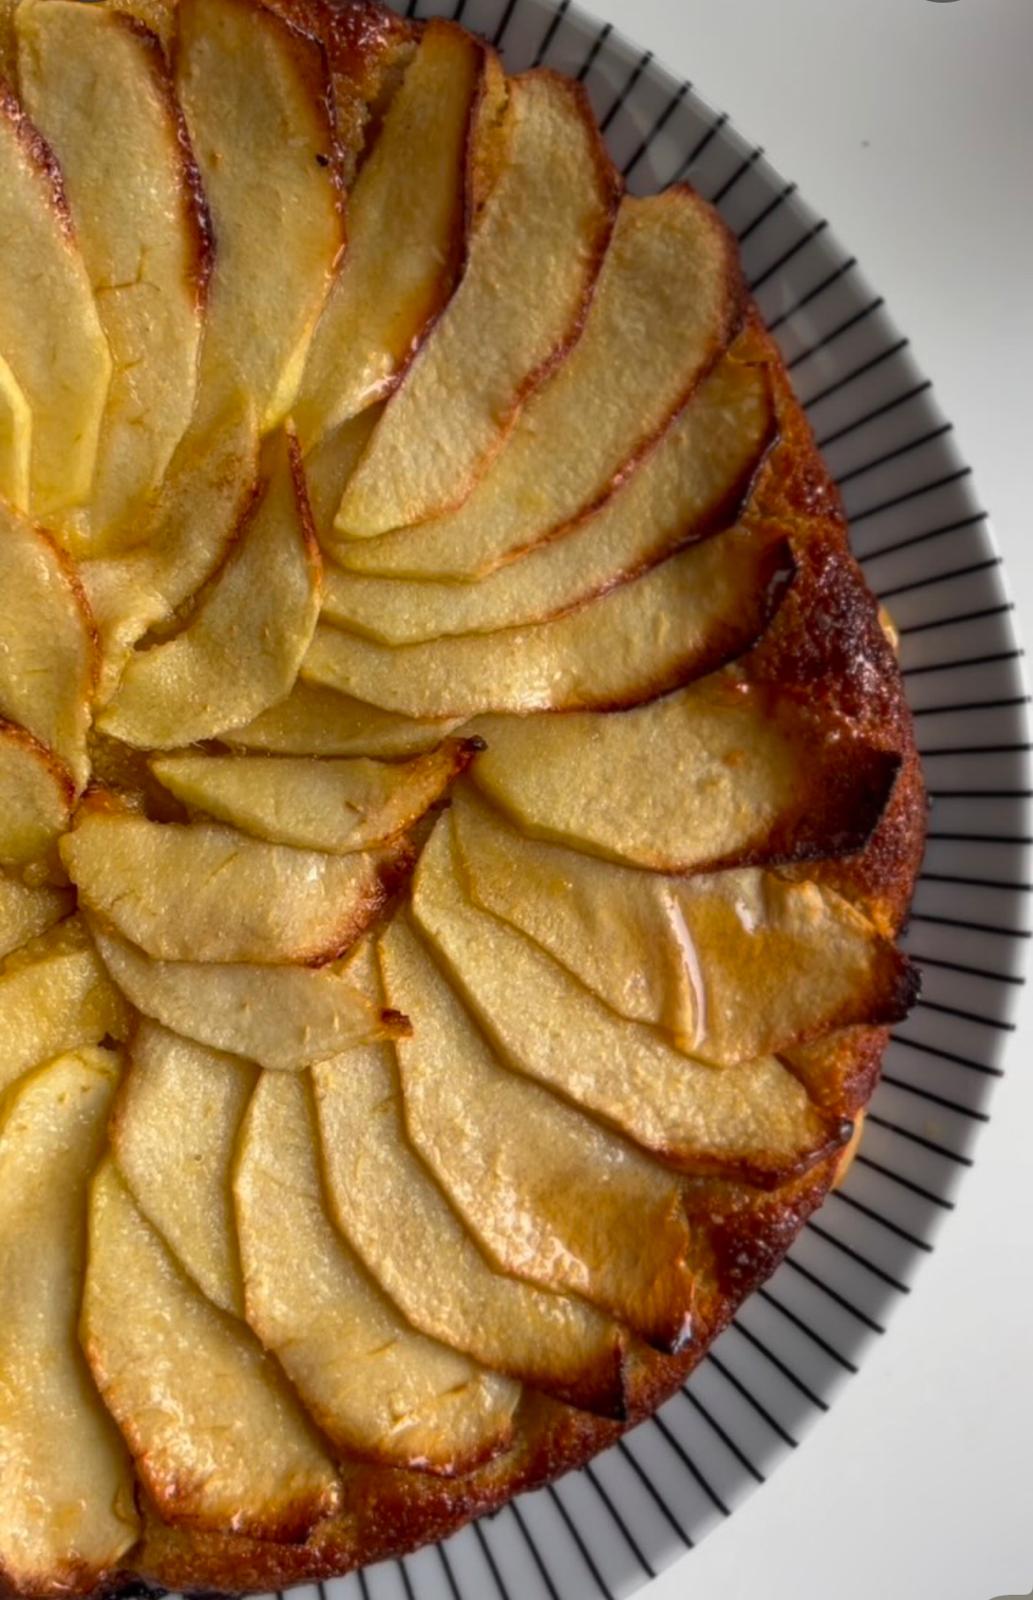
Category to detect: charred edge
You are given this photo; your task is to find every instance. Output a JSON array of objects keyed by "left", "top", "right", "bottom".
[
  {"left": 113, "top": 14, "right": 215, "bottom": 310},
  {"left": 0, "top": 74, "right": 76, "bottom": 243},
  {"left": 286, "top": 426, "right": 324, "bottom": 577},
  {"left": 378, "top": 1006, "right": 412, "bottom": 1038}
]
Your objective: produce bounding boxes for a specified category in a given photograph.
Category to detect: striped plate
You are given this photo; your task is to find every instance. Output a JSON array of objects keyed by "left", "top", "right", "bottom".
[{"left": 269, "top": 2, "right": 1032, "bottom": 1598}]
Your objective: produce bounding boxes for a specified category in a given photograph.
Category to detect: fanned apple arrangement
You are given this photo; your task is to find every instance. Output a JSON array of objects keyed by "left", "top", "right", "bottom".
[{"left": 0, "top": 0, "right": 925, "bottom": 1594}]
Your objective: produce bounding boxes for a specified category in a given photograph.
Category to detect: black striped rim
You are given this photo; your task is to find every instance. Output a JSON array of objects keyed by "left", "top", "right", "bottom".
[{"left": 295, "top": 4, "right": 1030, "bottom": 1598}]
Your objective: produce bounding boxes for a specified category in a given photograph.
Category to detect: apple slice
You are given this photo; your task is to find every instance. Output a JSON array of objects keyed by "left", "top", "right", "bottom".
[
  {"left": 293, "top": 21, "right": 483, "bottom": 449},
  {"left": 17, "top": 0, "right": 208, "bottom": 550},
  {"left": 336, "top": 188, "right": 742, "bottom": 578},
  {"left": 0, "top": 1048, "right": 139, "bottom": 1595},
  {"left": 302, "top": 406, "right": 381, "bottom": 541},
  {"left": 174, "top": 0, "right": 343, "bottom": 431},
  {"left": 150, "top": 739, "right": 478, "bottom": 854},
  {"left": 83, "top": 1157, "right": 341, "bottom": 1539},
  {"left": 414, "top": 815, "right": 836, "bottom": 1182},
  {"left": 0, "top": 84, "right": 111, "bottom": 521},
  {"left": 454, "top": 787, "right": 918, "bottom": 1063},
  {"left": 0, "top": 872, "right": 72, "bottom": 962},
  {"left": 380, "top": 915, "right": 694, "bottom": 1351},
  {"left": 236, "top": 1070, "right": 520, "bottom": 1474},
  {"left": 111, "top": 1021, "right": 257, "bottom": 1317},
  {"left": 0, "top": 350, "right": 30, "bottom": 510},
  {"left": 226, "top": 681, "right": 463, "bottom": 759},
  {"left": 322, "top": 350, "right": 772, "bottom": 643},
  {"left": 62, "top": 810, "right": 407, "bottom": 964},
  {"left": 471, "top": 676, "right": 901, "bottom": 874},
  {"left": 0, "top": 500, "right": 95, "bottom": 787},
  {"left": 334, "top": 70, "right": 618, "bottom": 538},
  {"left": 97, "top": 427, "right": 322, "bottom": 748},
  {"left": 89, "top": 922, "right": 408, "bottom": 1071},
  {"left": 0, "top": 919, "right": 129, "bottom": 1100},
  {"left": 304, "top": 526, "right": 792, "bottom": 718},
  {"left": 312, "top": 942, "right": 626, "bottom": 1416},
  {"left": 81, "top": 399, "right": 260, "bottom": 704},
  {"left": 0, "top": 723, "right": 73, "bottom": 868}
]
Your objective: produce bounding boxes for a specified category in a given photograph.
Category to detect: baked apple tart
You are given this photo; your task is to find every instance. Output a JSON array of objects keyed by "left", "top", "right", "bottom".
[{"left": 0, "top": 0, "right": 923, "bottom": 1592}]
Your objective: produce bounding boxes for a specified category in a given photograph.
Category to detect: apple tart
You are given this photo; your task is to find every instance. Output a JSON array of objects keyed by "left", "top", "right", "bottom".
[{"left": 0, "top": 0, "right": 923, "bottom": 1594}]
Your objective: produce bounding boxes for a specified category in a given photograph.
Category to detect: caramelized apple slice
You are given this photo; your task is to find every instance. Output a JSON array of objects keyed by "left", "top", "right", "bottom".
[
  {"left": 111, "top": 1021, "right": 257, "bottom": 1316},
  {"left": 81, "top": 400, "right": 260, "bottom": 704},
  {"left": 18, "top": 1, "right": 207, "bottom": 548},
  {"left": 0, "top": 500, "right": 95, "bottom": 787},
  {"left": 471, "top": 676, "right": 901, "bottom": 873},
  {"left": 302, "top": 407, "right": 381, "bottom": 541},
  {"left": 322, "top": 351, "right": 772, "bottom": 642},
  {"left": 97, "top": 428, "right": 321, "bottom": 748},
  {"left": 237, "top": 1070, "right": 520, "bottom": 1473},
  {"left": 380, "top": 915, "right": 695, "bottom": 1351},
  {"left": 313, "top": 944, "right": 626, "bottom": 1416},
  {"left": 83, "top": 1158, "right": 341, "bottom": 1539},
  {"left": 454, "top": 787, "right": 918, "bottom": 1063},
  {"left": 0, "top": 1049, "right": 139, "bottom": 1594},
  {"left": 150, "top": 739, "right": 477, "bottom": 853},
  {"left": 415, "top": 816, "right": 836, "bottom": 1181},
  {"left": 0, "top": 920, "right": 129, "bottom": 1099},
  {"left": 175, "top": 0, "right": 342, "bottom": 430},
  {"left": 0, "top": 872, "right": 71, "bottom": 962},
  {"left": 0, "top": 351, "right": 30, "bottom": 510},
  {"left": 304, "top": 527, "right": 791, "bottom": 717},
  {"left": 90, "top": 920, "right": 406, "bottom": 1071},
  {"left": 0, "top": 723, "right": 72, "bottom": 868},
  {"left": 0, "top": 85, "right": 111, "bottom": 520},
  {"left": 337, "top": 189, "right": 742, "bottom": 578},
  {"left": 334, "top": 71, "right": 617, "bottom": 537},
  {"left": 294, "top": 21, "right": 482, "bottom": 447},
  {"left": 227, "top": 682, "right": 463, "bottom": 759},
  {"left": 62, "top": 811, "right": 405, "bottom": 964}
]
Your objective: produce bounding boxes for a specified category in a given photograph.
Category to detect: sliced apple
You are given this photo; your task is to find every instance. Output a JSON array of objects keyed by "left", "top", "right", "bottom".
[
  {"left": 380, "top": 915, "right": 694, "bottom": 1351},
  {"left": 17, "top": 0, "right": 207, "bottom": 549},
  {"left": 97, "top": 427, "right": 322, "bottom": 748},
  {"left": 0, "top": 501, "right": 95, "bottom": 787},
  {"left": 150, "top": 739, "right": 477, "bottom": 854},
  {"left": 226, "top": 681, "right": 463, "bottom": 759},
  {"left": 454, "top": 787, "right": 918, "bottom": 1063},
  {"left": 470, "top": 676, "right": 901, "bottom": 874},
  {"left": 236, "top": 1070, "right": 520, "bottom": 1473},
  {"left": 0, "top": 84, "right": 111, "bottom": 521},
  {"left": 81, "top": 399, "right": 260, "bottom": 704},
  {"left": 322, "top": 351, "right": 772, "bottom": 643},
  {"left": 293, "top": 21, "right": 483, "bottom": 449},
  {"left": 0, "top": 1048, "right": 139, "bottom": 1595},
  {"left": 414, "top": 814, "right": 835, "bottom": 1181},
  {"left": 302, "top": 406, "right": 381, "bottom": 542},
  {"left": 83, "top": 1157, "right": 341, "bottom": 1539},
  {"left": 0, "top": 350, "right": 30, "bottom": 510},
  {"left": 334, "top": 71, "right": 618, "bottom": 538},
  {"left": 336, "top": 188, "right": 742, "bottom": 578},
  {"left": 0, "top": 723, "right": 73, "bottom": 868},
  {"left": 306, "top": 526, "right": 791, "bottom": 718},
  {"left": 312, "top": 942, "right": 625, "bottom": 1415},
  {"left": 0, "top": 872, "right": 72, "bottom": 962},
  {"left": 111, "top": 1021, "right": 257, "bottom": 1317},
  {"left": 90, "top": 921, "right": 407, "bottom": 1071},
  {"left": 62, "top": 810, "right": 407, "bottom": 964},
  {"left": 175, "top": 0, "right": 343, "bottom": 431},
  {"left": 0, "top": 919, "right": 129, "bottom": 1100}
]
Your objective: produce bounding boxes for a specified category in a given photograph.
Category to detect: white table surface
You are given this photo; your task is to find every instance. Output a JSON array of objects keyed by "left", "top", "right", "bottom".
[{"left": 574, "top": 3, "right": 1033, "bottom": 1598}]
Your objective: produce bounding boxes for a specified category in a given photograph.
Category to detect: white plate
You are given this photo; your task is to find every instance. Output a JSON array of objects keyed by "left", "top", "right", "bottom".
[{"left": 265, "top": 3, "right": 1031, "bottom": 1597}]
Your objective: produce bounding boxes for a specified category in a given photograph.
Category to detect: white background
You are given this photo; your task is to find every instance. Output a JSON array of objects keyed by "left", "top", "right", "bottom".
[{"left": 578, "top": 3, "right": 1033, "bottom": 1599}]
